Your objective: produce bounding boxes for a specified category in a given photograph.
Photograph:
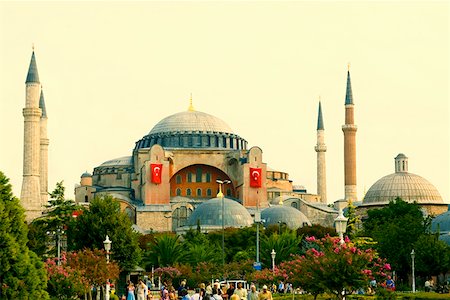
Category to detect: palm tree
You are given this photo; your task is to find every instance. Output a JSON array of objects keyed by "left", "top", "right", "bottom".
[
  {"left": 260, "top": 230, "right": 302, "bottom": 268},
  {"left": 144, "top": 233, "right": 184, "bottom": 267}
]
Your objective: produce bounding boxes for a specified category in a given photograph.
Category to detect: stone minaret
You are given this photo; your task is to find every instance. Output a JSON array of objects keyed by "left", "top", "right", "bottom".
[
  {"left": 342, "top": 68, "right": 358, "bottom": 202},
  {"left": 315, "top": 101, "right": 327, "bottom": 203},
  {"left": 39, "top": 87, "right": 49, "bottom": 204},
  {"left": 21, "top": 50, "right": 43, "bottom": 221}
]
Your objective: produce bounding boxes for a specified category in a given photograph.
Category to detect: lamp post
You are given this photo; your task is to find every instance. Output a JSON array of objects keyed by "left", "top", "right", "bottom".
[
  {"left": 103, "top": 235, "right": 112, "bottom": 300},
  {"left": 46, "top": 227, "right": 64, "bottom": 265},
  {"left": 334, "top": 208, "right": 348, "bottom": 244},
  {"left": 271, "top": 249, "right": 276, "bottom": 274},
  {"left": 411, "top": 249, "right": 416, "bottom": 293},
  {"left": 216, "top": 179, "right": 231, "bottom": 272}
]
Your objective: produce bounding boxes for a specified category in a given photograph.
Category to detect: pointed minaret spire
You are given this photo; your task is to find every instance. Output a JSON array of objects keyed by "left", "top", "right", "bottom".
[
  {"left": 188, "top": 93, "right": 195, "bottom": 111},
  {"left": 342, "top": 65, "right": 358, "bottom": 202},
  {"left": 317, "top": 100, "right": 324, "bottom": 130},
  {"left": 39, "top": 87, "right": 47, "bottom": 118},
  {"left": 26, "top": 50, "right": 40, "bottom": 84},
  {"left": 315, "top": 99, "right": 327, "bottom": 203},
  {"left": 345, "top": 65, "right": 353, "bottom": 105}
]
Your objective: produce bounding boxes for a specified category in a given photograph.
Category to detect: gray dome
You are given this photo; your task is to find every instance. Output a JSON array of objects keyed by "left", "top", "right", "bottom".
[
  {"left": 149, "top": 110, "right": 234, "bottom": 135},
  {"left": 362, "top": 172, "right": 443, "bottom": 206},
  {"left": 431, "top": 211, "right": 450, "bottom": 233},
  {"left": 134, "top": 110, "right": 247, "bottom": 151},
  {"left": 261, "top": 205, "right": 311, "bottom": 230},
  {"left": 439, "top": 232, "right": 450, "bottom": 246},
  {"left": 81, "top": 171, "right": 92, "bottom": 178},
  {"left": 186, "top": 197, "right": 253, "bottom": 228}
]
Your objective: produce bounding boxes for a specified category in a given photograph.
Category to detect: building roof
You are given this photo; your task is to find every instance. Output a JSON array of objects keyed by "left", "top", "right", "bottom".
[
  {"left": 81, "top": 171, "right": 92, "bottom": 178},
  {"left": 261, "top": 205, "right": 311, "bottom": 230},
  {"left": 149, "top": 110, "right": 234, "bottom": 135},
  {"left": 186, "top": 197, "right": 253, "bottom": 228},
  {"left": 26, "top": 51, "right": 40, "bottom": 83}
]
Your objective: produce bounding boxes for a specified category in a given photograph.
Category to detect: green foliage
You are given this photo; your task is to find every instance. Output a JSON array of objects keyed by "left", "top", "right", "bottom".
[
  {"left": 144, "top": 233, "right": 184, "bottom": 267},
  {"left": 363, "top": 198, "right": 428, "bottom": 281},
  {"left": 260, "top": 230, "right": 302, "bottom": 268},
  {"left": 67, "top": 195, "right": 142, "bottom": 270},
  {"left": 345, "top": 201, "right": 361, "bottom": 239},
  {"left": 297, "top": 224, "right": 337, "bottom": 240},
  {"left": 413, "top": 234, "right": 450, "bottom": 277},
  {"left": 0, "top": 171, "right": 49, "bottom": 299}
]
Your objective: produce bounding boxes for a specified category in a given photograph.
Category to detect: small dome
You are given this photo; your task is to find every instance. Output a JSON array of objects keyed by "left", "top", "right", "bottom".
[
  {"left": 261, "top": 205, "right": 311, "bottom": 230},
  {"left": 81, "top": 171, "right": 92, "bottom": 178},
  {"left": 150, "top": 110, "right": 233, "bottom": 135},
  {"left": 186, "top": 197, "right": 253, "bottom": 228},
  {"left": 362, "top": 172, "right": 443, "bottom": 205},
  {"left": 363, "top": 154, "right": 443, "bottom": 206},
  {"left": 431, "top": 211, "right": 450, "bottom": 233}
]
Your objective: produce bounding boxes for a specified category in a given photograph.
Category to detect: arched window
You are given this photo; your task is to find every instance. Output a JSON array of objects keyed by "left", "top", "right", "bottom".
[
  {"left": 186, "top": 188, "right": 192, "bottom": 196},
  {"left": 176, "top": 188, "right": 181, "bottom": 196},
  {"left": 176, "top": 175, "right": 182, "bottom": 184},
  {"left": 226, "top": 188, "right": 231, "bottom": 197},
  {"left": 197, "top": 188, "right": 202, "bottom": 197},
  {"left": 187, "top": 173, "right": 192, "bottom": 183},
  {"left": 84, "top": 195, "right": 88, "bottom": 202},
  {"left": 207, "top": 188, "right": 212, "bottom": 197},
  {"left": 196, "top": 168, "right": 202, "bottom": 183},
  {"left": 291, "top": 202, "right": 298, "bottom": 209},
  {"left": 206, "top": 173, "right": 211, "bottom": 183}
]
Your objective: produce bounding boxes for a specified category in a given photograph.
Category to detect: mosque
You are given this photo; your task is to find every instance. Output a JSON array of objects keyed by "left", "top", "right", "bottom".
[{"left": 19, "top": 50, "right": 448, "bottom": 233}]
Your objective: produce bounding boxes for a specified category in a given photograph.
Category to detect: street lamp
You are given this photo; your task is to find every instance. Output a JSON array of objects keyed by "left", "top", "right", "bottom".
[
  {"left": 216, "top": 179, "right": 231, "bottom": 271},
  {"left": 271, "top": 249, "right": 276, "bottom": 274},
  {"left": 411, "top": 249, "right": 416, "bottom": 293},
  {"left": 334, "top": 208, "right": 348, "bottom": 244},
  {"left": 103, "top": 235, "right": 112, "bottom": 300},
  {"left": 46, "top": 227, "right": 64, "bottom": 265}
]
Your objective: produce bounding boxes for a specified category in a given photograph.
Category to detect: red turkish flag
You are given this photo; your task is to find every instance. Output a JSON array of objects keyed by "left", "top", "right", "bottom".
[
  {"left": 250, "top": 167, "right": 262, "bottom": 188},
  {"left": 151, "top": 163, "right": 163, "bottom": 184}
]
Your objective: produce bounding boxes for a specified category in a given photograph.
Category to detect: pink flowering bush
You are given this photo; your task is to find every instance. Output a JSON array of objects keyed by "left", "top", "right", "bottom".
[
  {"left": 154, "top": 266, "right": 182, "bottom": 285},
  {"left": 45, "top": 257, "right": 87, "bottom": 299},
  {"left": 277, "top": 235, "right": 391, "bottom": 300}
]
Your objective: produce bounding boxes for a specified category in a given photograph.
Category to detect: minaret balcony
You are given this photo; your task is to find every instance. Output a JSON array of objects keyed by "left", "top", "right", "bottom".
[
  {"left": 342, "top": 124, "right": 357, "bottom": 131},
  {"left": 315, "top": 145, "right": 327, "bottom": 152}
]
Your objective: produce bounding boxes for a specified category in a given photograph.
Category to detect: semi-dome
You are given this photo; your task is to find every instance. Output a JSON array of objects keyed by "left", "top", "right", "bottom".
[
  {"left": 186, "top": 197, "right": 253, "bottom": 228},
  {"left": 363, "top": 154, "right": 443, "bottom": 206},
  {"left": 261, "top": 205, "right": 311, "bottom": 230},
  {"left": 134, "top": 109, "right": 247, "bottom": 151}
]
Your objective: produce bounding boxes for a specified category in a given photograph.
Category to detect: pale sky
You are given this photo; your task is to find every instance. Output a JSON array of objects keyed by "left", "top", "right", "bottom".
[{"left": 0, "top": 1, "right": 448, "bottom": 204}]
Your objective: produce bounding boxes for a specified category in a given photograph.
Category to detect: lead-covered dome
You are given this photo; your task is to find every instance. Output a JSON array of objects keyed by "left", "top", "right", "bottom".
[
  {"left": 261, "top": 205, "right": 311, "bottom": 230},
  {"left": 186, "top": 197, "right": 253, "bottom": 229},
  {"left": 150, "top": 110, "right": 234, "bottom": 135},
  {"left": 363, "top": 154, "right": 443, "bottom": 206},
  {"left": 134, "top": 109, "right": 247, "bottom": 151}
]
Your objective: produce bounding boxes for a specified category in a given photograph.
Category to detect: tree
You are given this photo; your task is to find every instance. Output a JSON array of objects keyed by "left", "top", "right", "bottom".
[
  {"left": 45, "top": 257, "right": 87, "bottom": 299},
  {"left": 414, "top": 234, "right": 450, "bottom": 277},
  {"left": 345, "top": 201, "right": 360, "bottom": 239},
  {"left": 363, "top": 198, "right": 428, "bottom": 282},
  {"left": 0, "top": 171, "right": 49, "bottom": 299},
  {"left": 278, "top": 236, "right": 391, "bottom": 300},
  {"left": 67, "top": 195, "right": 142, "bottom": 270},
  {"left": 144, "top": 233, "right": 184, "bottom": 268},
  {"left": 260, "top": 230, "right": 302, "bottom": 268}
]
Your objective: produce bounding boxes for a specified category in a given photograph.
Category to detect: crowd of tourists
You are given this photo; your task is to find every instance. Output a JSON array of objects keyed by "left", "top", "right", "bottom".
[{"left": 119, "top": 279, "right": 291, "bottom": 300}]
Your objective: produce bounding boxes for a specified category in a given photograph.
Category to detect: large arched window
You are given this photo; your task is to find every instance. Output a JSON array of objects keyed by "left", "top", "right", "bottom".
[
  {"left": 187, "top": 173, "right": 192, "bottom": 183},
  {"left": 197, "top": 188, "right": 202, "bottom": 197},
  {"left": 207, "top": 188, "right": 212, "bottom": 197},
  {"left": 176, "top": 175, "right": 182, "bottom": 184},
  {"left": 186, "top": 188, "right": 192, "bottom": 196},
  {"left": 206, "top": 173, "right": 211, "bottom": 183},
  {"left": 176, "top": 188, "right": 181, "bottom": 196}
]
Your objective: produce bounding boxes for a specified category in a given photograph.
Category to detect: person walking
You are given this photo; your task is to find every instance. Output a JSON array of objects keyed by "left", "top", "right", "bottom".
[
  {"left": 127, "top": 282, "right": 136, "bottom": 300},
  {"left": 258, "top": 285, "right": 272, "bottom": 300},
  {"left": 234, "top": 283, "right": 247, "bottom": 300},
  {"left": 247, "top": 285, "right": 258, "bottom": 300},
  {"left": 137, "top": 280, "right": 147, "bottom": 300}
]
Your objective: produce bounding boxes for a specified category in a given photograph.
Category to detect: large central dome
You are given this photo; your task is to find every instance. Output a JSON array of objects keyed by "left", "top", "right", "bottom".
[
  {"left": 149, "top": 110, "right": 234, "bottom": 135},
  {"left": 134, "top": 108, "right": 247, "bottom": 151}
]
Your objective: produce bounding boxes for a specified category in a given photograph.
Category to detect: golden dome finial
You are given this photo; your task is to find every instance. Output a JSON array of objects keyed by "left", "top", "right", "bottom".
[
  {"left": 278, "top": 193, "right": 283, "bottom": 205},
  {"left": 188, "top": 93, "right": 195, "bottom": 111},
  {"left": 32, "top": 43, "right": 35, "bottom": 51},
  {"left": 347, "top": 62, "right": 351, "bottom": 71}
]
